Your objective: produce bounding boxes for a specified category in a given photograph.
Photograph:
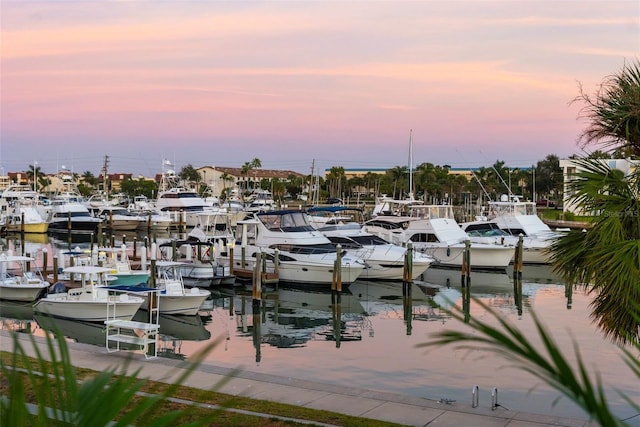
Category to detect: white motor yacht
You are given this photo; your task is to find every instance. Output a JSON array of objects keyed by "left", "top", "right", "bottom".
[
  {"left": 364, "top": 201, "right": 514, "bottom": 270},
  {"left": 307, "top": 206, "right": 433, "bottom": 281},
  {"left": 233, "top": 210, "right": 366, "bottom": 285}
]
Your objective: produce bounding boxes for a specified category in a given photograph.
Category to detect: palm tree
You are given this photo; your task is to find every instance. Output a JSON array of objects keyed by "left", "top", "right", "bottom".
[
  {"left": 26, "top": 164, "right": 42, "bottom": 191},
  {"left": 386, "top": 166, "right": 407, "bottom": 199},
  {"left": 549, "top": 158, "right": 640, "bottom": 343},
  {"left": 574, "top": 59, "right": 640, "bottom": 156},
  {"left": 548, "top": 59, "right": 640, "bottom": 344},
  {"left": 326, "top": 166, "right": 345, "bottom": 198}
]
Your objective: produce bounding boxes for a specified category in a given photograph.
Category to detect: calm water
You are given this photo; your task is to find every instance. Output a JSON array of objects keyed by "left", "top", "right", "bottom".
[{"left": 2, "top": 233, "right": 640, "bottom": 423}]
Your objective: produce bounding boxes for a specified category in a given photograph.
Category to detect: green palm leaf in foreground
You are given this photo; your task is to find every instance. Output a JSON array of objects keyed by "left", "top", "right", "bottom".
[
  {"left": 1, "top": 329, "right": 221, "bottom": 426},
  {"left": 549, "top": 157, "right": 640, "bottom": 343},
  {"left": 419, "top": 299, "right": 640, "bottom": 427}
]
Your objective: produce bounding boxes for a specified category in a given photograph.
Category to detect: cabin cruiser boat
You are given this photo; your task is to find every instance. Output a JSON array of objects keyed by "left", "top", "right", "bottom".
[
  {"left": 128, "top": 196, "right": 173, "bottom": 232},
  {"left": 0, "top": 254, "right": 49, "bottom": 302},
  {"left": 364, "top": 200, "right": 514, "bottom": 270},
  {"left": 0, "top": 184, "right": 49, "bottom": 234},
  {"left": 245, "top": 190, "right": 276, "bottom": 213},
  {"left": 155, "top": 160, "right": 221, "bottom": 228},
  {"left": 460, "top": 195, "right": 564, "bottom": 264},
  {"left": 90, "top": 206, "right": 143, "bottom": 232},
  {"left": 33, "top": 266, "right": 145, "bottom": 322},
  {"left": 307, "top": 206, "right": 434, "bottom": 280},
  {"left": 233, "top": 209, "right": 366, "bottom": 285}
]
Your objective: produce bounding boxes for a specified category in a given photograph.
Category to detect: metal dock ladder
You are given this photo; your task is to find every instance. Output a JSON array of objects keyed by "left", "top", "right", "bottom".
[{"left": 104, "top": 287, "right": 160, "bottom": 359}]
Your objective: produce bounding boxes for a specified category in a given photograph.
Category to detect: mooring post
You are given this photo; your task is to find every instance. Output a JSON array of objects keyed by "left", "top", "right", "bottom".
[
  {"left": 228, "top": 239, "right": 235, "bottom": 275},
  {"left": 404, "top": 242, "right": 414, "bottom": 283},
  {"left": 171, "top": 239, "right": 177, "bottom": 261},
  {"left": 42, "top": 249, "right": 48, "bottom": 277},
  {"left": 53, "top": 255, "right": 59, "bottom": 283},
  {"left": 517, "top": 234, "right": 524, "bottom": 278},
  {"left": 133, "top": 237, "right": 137, "bottom": 260},
  {"left": 97, "top": 222, "right": 103, "bottom": 247},
  {"left": 149, "top": 242, "right": 157, "bottom": 288},
  {"left": 461, "top": 239, "right": 471, "bottom": 287},
  {"left": 335, "top": 244, "right": 342, "bottom": 293},
  {"left": 253, "top": 252, "right": 262, "bottom": 301}
]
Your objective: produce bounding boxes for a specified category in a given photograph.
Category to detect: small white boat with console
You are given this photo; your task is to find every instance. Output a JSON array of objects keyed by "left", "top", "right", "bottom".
[
  {"left": 99, "top": 245, "right": 151, "bottom": 286},
  {"left": 33, "top": 266, "right": 145, "bottom": 322},
  {"left": 0, "top": 254, "right": 49, "bottom": 302},
  {"left": 153, "top": 261, "right": 211, "bottom": 315}
]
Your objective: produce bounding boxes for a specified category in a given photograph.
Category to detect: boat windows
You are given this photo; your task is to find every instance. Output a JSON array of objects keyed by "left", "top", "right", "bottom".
[
  {"left": 326, "top": 236, "right": 361, "bottom": 249},
  {"left": 409, "top": 233, "right": 439, "bottom": 243},
  {"left": 259, "top": 211, "right": 315, "bottom": 232},
  {"left": 504, "top": 228, "right": 528, "bottom": 237},
  {"left": 270, "top": 243, "right": 337, "bottom": 255},
  {"left": 53, "top": 212, "right": 94, "bottom": 218},
  {"left": 349, "top": 235, "right": 389, "bottom": 246},
  {"left": 366, "top": 220, "right": 403, "bottom": 230}
]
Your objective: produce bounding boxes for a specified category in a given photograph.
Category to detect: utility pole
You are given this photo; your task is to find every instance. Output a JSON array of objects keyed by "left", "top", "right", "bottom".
[{"left": 308, "top": 159, "right": 315, "bottom": 203}]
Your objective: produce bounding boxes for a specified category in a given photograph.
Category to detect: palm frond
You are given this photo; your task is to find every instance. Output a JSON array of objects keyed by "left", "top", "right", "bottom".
[{"left": 421, "top": 299, "right": 630, "bottom": 426}]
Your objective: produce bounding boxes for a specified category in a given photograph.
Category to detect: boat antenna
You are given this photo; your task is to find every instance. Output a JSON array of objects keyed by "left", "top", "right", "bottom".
[
  {"left": 490, "top": 165, "right": 515, "bottom": 199},
  {"left": 469, "top": 169, "right": 492, "bottom": 201},
  {"left": 454, "top": 148, "right": 492, "bottom": 202},
  {"left": 478, "top": 150, "right": 514, "bottom": 199}
]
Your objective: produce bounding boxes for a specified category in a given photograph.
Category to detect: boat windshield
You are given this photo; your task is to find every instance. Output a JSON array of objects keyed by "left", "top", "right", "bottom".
[
  {"left": 410, "top": 205, "right": 455, "bottom": 220},
  {"left": 271, "top": 243, "right": 339, "bottom": 255},
  {"left": 349, "top": 234, "right": 390, "bottom": 246},
  {"left": 259, "top": 211, "right": 315, "bottom": 232}
]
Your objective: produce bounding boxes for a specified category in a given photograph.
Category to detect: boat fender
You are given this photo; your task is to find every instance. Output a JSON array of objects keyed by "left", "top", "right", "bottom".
[
  {"left": 446, "top": 247, "right": 450, "bottom": 257},
  {"left": 49, "top": 281, "right": 66, "bottom": 294}
]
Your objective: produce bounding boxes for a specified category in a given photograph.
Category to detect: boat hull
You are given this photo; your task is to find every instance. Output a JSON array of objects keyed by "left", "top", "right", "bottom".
[
  {"left": 0, "top": 283, "right": 48, "bottom": 302},
  {"left": 48, "top": 219, "right": 101, "bottom": 233},
  {"left": 33, "top": 294, "right": 144, "bottom": 322},
  {"left": 157, "top": 293, "right": 210, "bottom": 316},
  {"left": 5, "top": 222, "right": 49, "bottom": 234},
  {"left": 358, "top": 258, "right": 432, "bottom": 281},
  {"left": 417, "top": 244, "right": 514, "bottom": 270},
  {"left": 233, "top": 255, "right": 364, "bottom": 285}
]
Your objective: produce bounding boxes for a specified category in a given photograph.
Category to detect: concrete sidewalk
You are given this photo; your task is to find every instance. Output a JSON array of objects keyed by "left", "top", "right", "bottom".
[{"left": 2, "top": 331, "right": 596, "bottom": 427}]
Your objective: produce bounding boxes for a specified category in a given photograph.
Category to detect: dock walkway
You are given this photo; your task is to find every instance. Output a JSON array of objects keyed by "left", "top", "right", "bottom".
[{"left": 2, "top": 331, "right": 596, "bottom": 427}]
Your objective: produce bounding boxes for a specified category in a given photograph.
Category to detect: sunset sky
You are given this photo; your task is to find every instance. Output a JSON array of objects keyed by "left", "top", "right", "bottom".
[{"left": 1, "top": 1, "right": 638, "bottom": 177}]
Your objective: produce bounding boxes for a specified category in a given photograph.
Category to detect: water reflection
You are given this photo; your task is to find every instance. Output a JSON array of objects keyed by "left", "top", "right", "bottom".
[{"left": 233, "top": 286, "right": 367, "bottom": 356}]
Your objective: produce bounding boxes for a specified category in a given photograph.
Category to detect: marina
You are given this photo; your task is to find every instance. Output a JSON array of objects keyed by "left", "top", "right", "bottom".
[{"left": 0, "top": 232, "right": 638, "bottom": 424}]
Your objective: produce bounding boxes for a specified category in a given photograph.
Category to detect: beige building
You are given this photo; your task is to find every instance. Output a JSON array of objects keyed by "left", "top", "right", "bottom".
[
  {"left": 559, "top": 158, "right": 638, "bottom": 215},
  {"left": 196, "top": 166, "right": 305, "bottom": 198}
]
